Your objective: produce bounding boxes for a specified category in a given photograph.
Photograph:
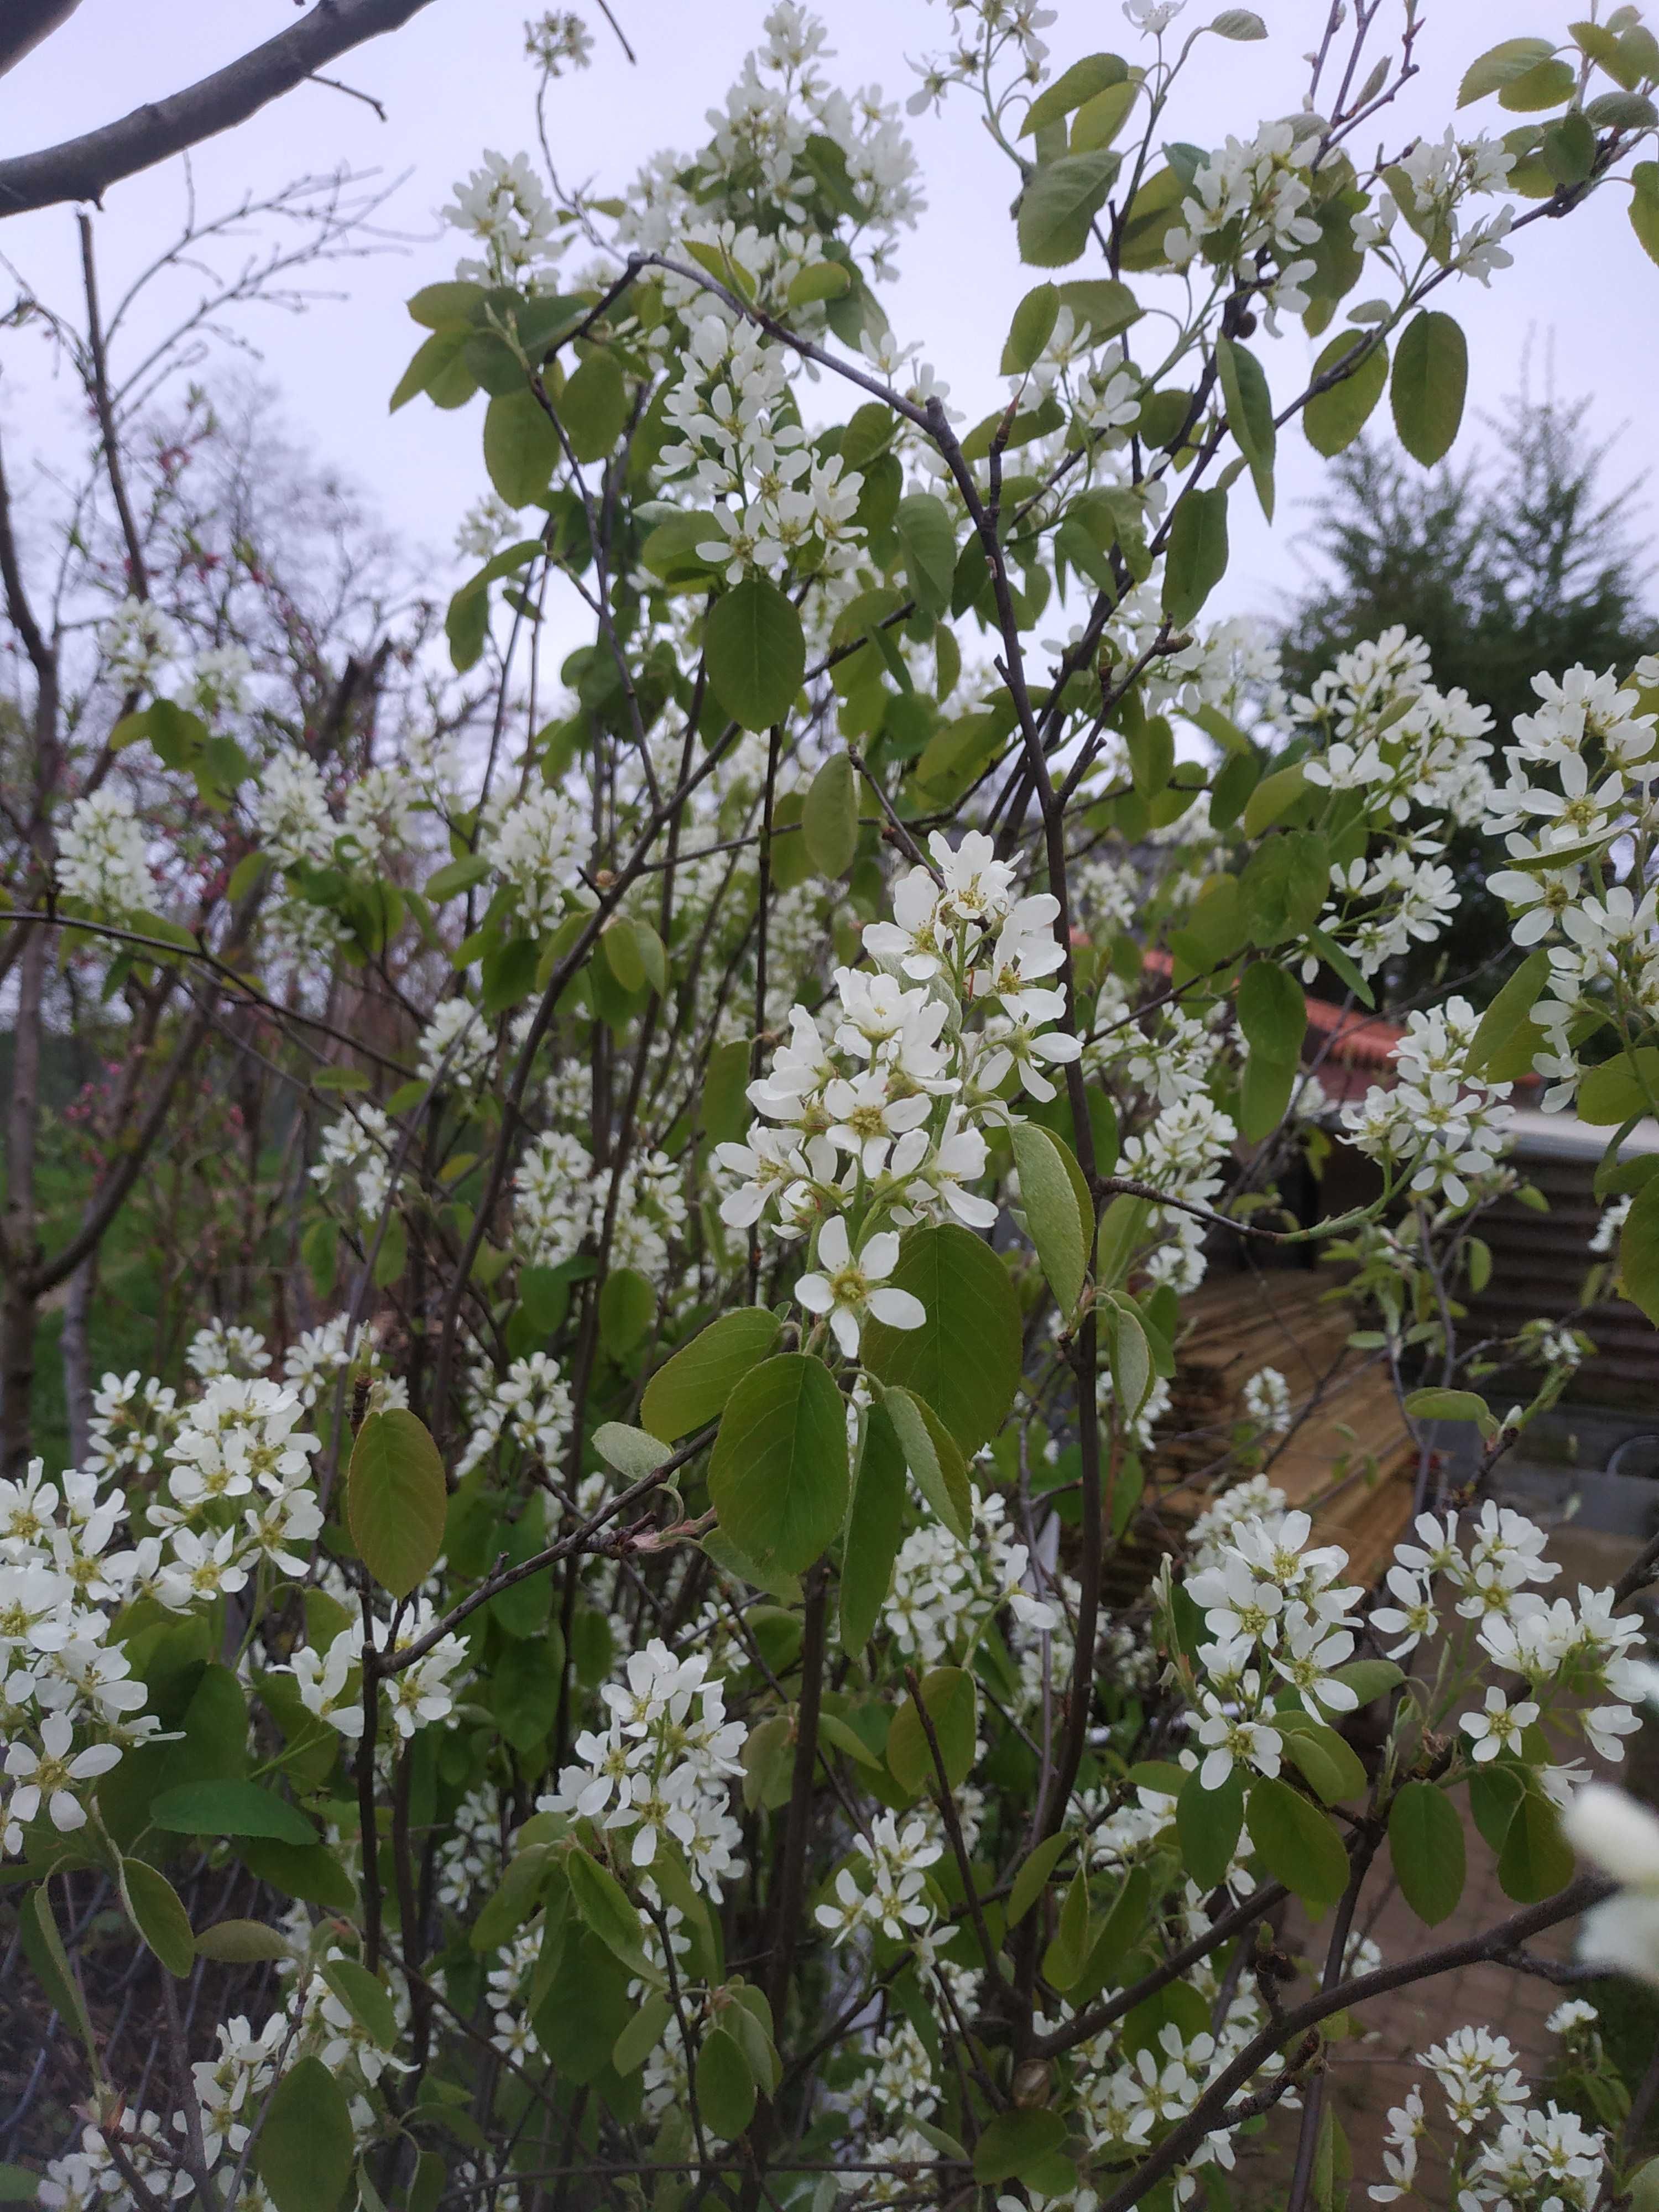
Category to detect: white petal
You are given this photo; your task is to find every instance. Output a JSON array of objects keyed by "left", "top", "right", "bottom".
[
  {"left": 867, "top": 1287, "right": 925, "bottom": 1333},
  {"left": 795, "top": 1272, "right": 833, "bottom": 1314},
  {"left": 817, "top": 1215, "right": 851, "bottom": 1270}
]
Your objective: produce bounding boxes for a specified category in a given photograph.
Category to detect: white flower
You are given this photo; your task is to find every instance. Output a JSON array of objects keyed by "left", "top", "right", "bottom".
[
  {"left": 55, "top": 790, "right": 153, "bottom": 915},
  {"left": 1562, "top": 1783, "right": 1659, "bottom": 1987},
  {"left": 1460, "top": 1686, "right": 1537, "bottom": 1764},
  {"left": 794, "top": 1218, "right": 925, "bottom": 1360},
  {"left": 4, "top": 1713, "right": 121, "bottom": 1834}
]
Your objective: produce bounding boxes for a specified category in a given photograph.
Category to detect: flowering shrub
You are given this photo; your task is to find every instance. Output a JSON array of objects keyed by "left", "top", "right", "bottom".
[{"left": 7, "top": 3, "right": 1659, "bottom": 2208}]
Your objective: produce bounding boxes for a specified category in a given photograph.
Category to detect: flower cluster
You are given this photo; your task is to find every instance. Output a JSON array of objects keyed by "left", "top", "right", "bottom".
[
  {"left": 1342, "top": 1000, "right": 1516, "bottom": 1210},
  {"left": 544, "top": 1637, "right": 747, "bottom": 1884}
]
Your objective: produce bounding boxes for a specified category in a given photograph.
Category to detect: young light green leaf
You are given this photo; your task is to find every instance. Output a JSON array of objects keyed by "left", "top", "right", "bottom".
[
  {"left": 1404, "top": 1387, "right": 1499, "bottom": 1439},
  {"left": 613, "top": 1990, "right": 674, "bottom": 2074},
  {"left": 1467, "top": 947, "right": 1551, "bottom": 1078},
  {"left": 1103, "top": 1293, "right": 1152, "bottom": 1421},
  {"left": 1002, "top": 284, "right": 1061, "bottom": 373},
  {"left": 707, "top": 1352, "right": 849, "bottom": 1575},
  {"left": 557, "top": 349, "right": 629, "bottom": 461},
  {"left": 348, "top": 1408, "right": 447, "bottom": 1600},
  {"left": 705, "top": 573, "right": 806, "bottom": 731},
  {"left": 641, "top": 1308, "right": 781, "bottom": 1441},
  {"left": 592, "top": 1422, "right": 673, "bottom": 1479},
  {"left": 1390, "top": 311, "right": 1468, "bottom": 467},
  {"left": 194, "top": 1918, "right": 294, "bottom": 1963},
  {"left": 20, "top": 1886, "right": 101, "bottom": 2077},
  {"left": 566, "top": 1845, "right": 662, "bottom": 1983},
  {"left": 1071, "top": 80, "right": 1139, "bottom": 153},
  {"left": 1619, "top": 1171, "right": 1659, "bottom": 1325},
  {"left": 801, "top": 750, "right": 860, "bottom": 878},
  {"left": 1011, "top": 1121, "right": 1092, "bottom": 1314}
]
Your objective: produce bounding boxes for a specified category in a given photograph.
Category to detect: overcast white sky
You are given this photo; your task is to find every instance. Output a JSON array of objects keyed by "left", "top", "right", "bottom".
[{"left": 1, "top": 0, "right": 1653, "bottom": 633}]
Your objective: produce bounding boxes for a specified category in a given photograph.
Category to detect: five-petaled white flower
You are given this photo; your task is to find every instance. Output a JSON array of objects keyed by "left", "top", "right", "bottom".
[{"left": 794, "top": 1219, "right": 925, "bottom": 1360}]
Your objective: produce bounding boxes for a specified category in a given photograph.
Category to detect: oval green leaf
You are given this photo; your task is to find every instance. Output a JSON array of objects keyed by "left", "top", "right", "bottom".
[
  {"left": 861, "top": 1223, "right": 1020, "bottom": 1454},
  {"left": 256, "top": 2057, "right": 355, "bottom": 2212},
  {"left": 802, "top": 750, "right": 859, "bottom": 878},
  {"left": 708, "top": 1352, "right": 849, "bottom": 1575},
  {"left": 705, "top": 573, "right": 806, "bottom": 731},
  {"left": 1387, "top": 1780, "right": 1467, "bottom": 1926},
  {"left": 122, "top": 1859, "right": 195, "bottom": 1978},
  {"left": 150, "top": 1779, "right": 317, "bottom": 1846},
  {"left": 1390, "top": 310, "right": 1468, "bottom": 467},
  {"left": 348, "top": 1407, "right": 447, "bottom": 1600},
  {"left": 641, "top": 1307, "right": 781, "bottom": 1441},
  {"left": 1011, "top": 1121, "right": 1092, "bottom": 1314}
]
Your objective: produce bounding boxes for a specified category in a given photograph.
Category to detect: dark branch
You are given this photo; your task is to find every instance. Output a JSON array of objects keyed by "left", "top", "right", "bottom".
[{"left": 0, "top": 0, "right": 440, "bottom": 217}]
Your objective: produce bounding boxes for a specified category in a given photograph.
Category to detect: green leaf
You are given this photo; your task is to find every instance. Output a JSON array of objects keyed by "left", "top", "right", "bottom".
[
  {"left": 705, "top": 574, "right": 806, "bottom": 731},
  {"left": 1103, "top": 1293, "right": 1152, "bottom": 1421},
  {"left": 1579, "top": 1048, "right": 1659, "bottom": 1126},
  {"left": 613, "top": 1990, "right": 674, "bottom": 2074},
  {"left": 1042, "top": 1865, "right": 1092, "bottom": 1990},
  {"left": 1388, "top": 1781, "right": 1466, "bottom": 1925},
  {"left": 1543, "top": 109, "right": 1597, "bottom": 184},
  {"left": 701, "top": 1035, "right": 755, "bottom": 1146},
  {"left": 1305, "top": 334, "right": 1387, "bottom": 460},
  {"left": 1011, "top": 1121, "right": 1092, "bottom": 1314},
  {"left": 802, "top": 750, "right": 859, "bottom": 878},
  {"left": 558, "top": 349, "right": 629, "bottom": 462},
  {"left": 233, "top": 1837, "right": 356, "bottom": 1910},
  {"left": 446, "top": 577, "right": 491, "bottom": 671},
  {"left": 1071, "top": 79, "right": 1139, "bottom": 153},
  {"left": 1018, "top": 149, "right": 1121, "bottom": 267},
  {"left": 888, "top": 1666, "right": 977, "bottom": 1792},
  {"left": 1007, "top": 1832, "right": 1071, "bottom": 1926},
  {"left": 322, "top": 1957, "right": 398, "bottom": 2049},
  {"left": 492, "top": 1634, "right": 562, "bottom": 1752},
  {"left": 1211, "top": 6, "right": 1267, "bottom": 34},
  {"left": 1467, "top": 948, "right": 1551, "bottom": 1078},
  {"left": 1003, "top": 284, "right": 1061, "bottom": 372},
  {"left": 122, "top": 1859, "right": 195, "bottom": 1978},
  {"left": 1161, "top": 487, "right": 1229, "bottom": 628},
  {"left": 194, "top": 1918, "right": 294, "bottom": 1963},
  {"left": 881, "top": 1385, "right": 973, "bottom": 1546},
  {"left": 348, "top": 1407, "right": 446, "bottom": 1600},
  {"left": 256, "top": 2057, "right": 355, "bottom": 2212},
  {"left": 1178, "top": 1767, "right": 1244, "bottom": 1891},
  {"left": 602, "top": 917, "right": 646, "bottom": 993},
  {"left": 1459, "top": 35, "right": 1555, "bottom": 105},
  {"left": 593, "top": 1422, "right": 672, "bottom": 1479},
  {"left": 1390, "top": 311, "right": 1468, "bottom": 467},
  {"left": 389, "top": 324, "right": 473, "bottom": 412},
  {"left": 1094, "top": 1193, "right": 1147, "bottom": 1289},
  {"left": 1631, "top": 163, "right": 1659, "bottom": 268},
  {"left": 1620, "top": 1172, "right": 1659, "bottom": 1323},
  {"left": 862, "top": 1223, "right": 1021, "bottom": 1454},
  {"left": 567, "top": 1845, "right": 661, "bottom": 1981},
  {"left": 708, "top": 1353, "right": 849, "bottom": 1575},
  {"left": 1237, "top": 961, "right": 1306, "bottom": 1062},
  {"left": 1241, "top": 830, "right": 1329, "bottom": 947},
  {"left": 1331, "top": 1659, "right": 1404, "bottom": 1707},
  {"left": 1404, "top": 1387, "right": 1498, "bottom": 1438},
  {"left": 895, "top": 492, "right": 958, "bottom": 618},
  {"left": 150, "top": 1780, "right": 317, "bottom": 1846},
  {"left": 840, "top": 1402, "right": 908, "bottom": 1651},
  {"left": 20, "top": 1886, "right": 100, "bottom": 2076},
  {"left": 1499, "top": 1782, "right": 1575, "bottom": 1902},
  {"left": 1278, "top": 1717, "right": 1369, "bottom": 1804},
  {"left": 1117, "top": 165, "right": 1187, "bottom": 270},
  {"left": 642, "top": 1308, "right": 781, "bottom": 1440},
  {"left": 1216, "top": 337, "right": 1275, "bottom": 519},
  {"left": 0, "top": 2166, "right": 44, "bottom": 2203},
  {"left": 598, "top": 1265, "right": 655, "bottom": 1357},
  {"left": 1021, "top": 52, "right": 1128, "bottom": 134},
  {"left": 1248, "top": 1776, "right": 1350, "bottom": 1907},
  {"left": 1499, "top": 56, "right": 1578, "bottom": 109},
  {"left": 1241, "top": 760, "right": 1307, "bottom": 837},
  {"left": 974, "top": 2110, "right": 1069, "bottom": 2185},
  {"left": 483, "top": 387, "right": 560, "bottom": 507},
  {"left": 786, "top": 259, "right": 852, "bottom": 307},
  {"left": 1056, "top": 276, "right": 1141, "bottom": 340},
  {"left": 408, "top": 279, "right": 486, "bottom": 327},
  {"left": 696, "top": 2024, "right": 757, "bottom": 2138}
]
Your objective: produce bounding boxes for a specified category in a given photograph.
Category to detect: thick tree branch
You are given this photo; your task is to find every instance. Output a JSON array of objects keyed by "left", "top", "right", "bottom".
[{"left": 0, "top": 0, "right": 440, "bottom": 217}]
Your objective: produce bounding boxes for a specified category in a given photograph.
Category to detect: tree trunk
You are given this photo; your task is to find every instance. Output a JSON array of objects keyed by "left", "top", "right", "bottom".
[
  {"left": 60, "top": 1254, "right": 95, "bottom": 1467},
  {"left": 1, "top": 918, "right": 46, "bottom": 1472}
]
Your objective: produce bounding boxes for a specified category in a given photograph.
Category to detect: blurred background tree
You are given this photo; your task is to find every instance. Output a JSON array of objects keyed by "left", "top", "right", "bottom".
[{"left": 1279, "top": 371, "right": 1658, "bottom": 1010}]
